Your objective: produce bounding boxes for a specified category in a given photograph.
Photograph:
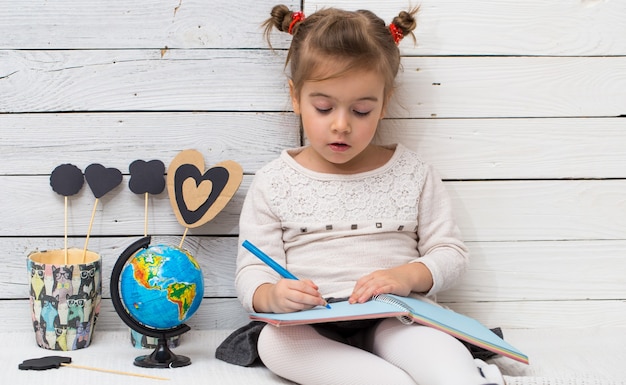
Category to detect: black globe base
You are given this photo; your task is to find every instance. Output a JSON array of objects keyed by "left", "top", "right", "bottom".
[{"left": 134, "top": 336, "right": 191, "bottom": 368}]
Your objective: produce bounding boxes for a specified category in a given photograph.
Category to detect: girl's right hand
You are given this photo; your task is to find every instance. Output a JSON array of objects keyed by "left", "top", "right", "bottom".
[{"left": 252, "top": 279, "right": 327, "bottom": 313}]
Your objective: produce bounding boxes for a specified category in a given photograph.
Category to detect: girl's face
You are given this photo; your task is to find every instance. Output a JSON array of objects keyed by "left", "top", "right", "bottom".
[{"left": 290, "top": 69, "right": 388, "bottom": 174}]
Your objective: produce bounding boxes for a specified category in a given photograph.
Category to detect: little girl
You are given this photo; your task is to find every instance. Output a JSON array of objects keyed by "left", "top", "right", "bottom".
[{"left": 223, "top": 5, "right": 505, "bottom": 385}]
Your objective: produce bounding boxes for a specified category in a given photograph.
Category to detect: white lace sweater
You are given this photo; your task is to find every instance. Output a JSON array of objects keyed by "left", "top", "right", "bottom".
[{"left": 235, "top": 144, "right": 469, "bottom": 313}]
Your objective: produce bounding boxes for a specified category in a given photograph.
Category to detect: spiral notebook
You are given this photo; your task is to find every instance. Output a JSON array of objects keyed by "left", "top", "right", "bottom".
[{"left": 250, "top": 294, "right": 529, "bottom": 364}]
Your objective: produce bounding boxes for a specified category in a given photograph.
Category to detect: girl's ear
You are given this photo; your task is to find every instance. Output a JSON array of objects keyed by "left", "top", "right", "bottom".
[
  {"left": 380, "top": 90, "right": 394, "bottom": 120},
  {"left": 289, "top": 80, "right": 301, "bottom": 115}
]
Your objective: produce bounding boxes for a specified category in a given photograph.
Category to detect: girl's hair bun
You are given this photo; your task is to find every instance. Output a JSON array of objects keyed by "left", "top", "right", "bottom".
[
  {"left": 390, "top": 7, "right": 419, "bottom": 44},
  {"left": 263, "top": 4, "right": 304, "bottom": 44}
]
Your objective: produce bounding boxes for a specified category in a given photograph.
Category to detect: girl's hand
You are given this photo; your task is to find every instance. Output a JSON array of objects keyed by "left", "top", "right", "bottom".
[
  {"left": 253, "top": 279, "right": 327, "bottom": 313},
  {"left": 348, "top": 263, "right": 434, "bottom": 304}
]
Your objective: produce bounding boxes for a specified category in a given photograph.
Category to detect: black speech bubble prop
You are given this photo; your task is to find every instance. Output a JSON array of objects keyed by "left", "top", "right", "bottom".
[
  {"left": 84, "top": 163, "right": 123, "bottom": 199},
  {"left": 19, "top": 356, "right": 72, "bottom": 370},
  {"left": 50, "top": 164, "right": 84, "bottom": 196},
  {"left": 18, "top": 355, "right": 170, "bottom": 379},
  {"left": 128, "top": 159, "right": 166, "bottom": 195}
]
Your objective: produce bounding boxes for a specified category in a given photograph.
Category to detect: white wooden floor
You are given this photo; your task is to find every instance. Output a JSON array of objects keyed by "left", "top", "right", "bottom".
[{"left": 5, "top": 328, "right": 625, "bottom": 385}]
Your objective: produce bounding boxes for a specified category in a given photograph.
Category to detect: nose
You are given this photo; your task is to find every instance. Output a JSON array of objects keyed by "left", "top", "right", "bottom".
[{"left": 331, "top": 111, "right": 351, "bottom": 134}]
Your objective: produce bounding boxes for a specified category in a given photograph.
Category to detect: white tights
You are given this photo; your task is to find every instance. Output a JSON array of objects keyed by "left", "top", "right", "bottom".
[{"left": 257, "top": 318, "right": 492, "bottom": 385}]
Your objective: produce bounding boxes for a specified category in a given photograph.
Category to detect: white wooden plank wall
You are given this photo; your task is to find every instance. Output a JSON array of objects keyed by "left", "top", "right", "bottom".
[{"left": 1, "top": 0, "right": 625, "bottom": 331}]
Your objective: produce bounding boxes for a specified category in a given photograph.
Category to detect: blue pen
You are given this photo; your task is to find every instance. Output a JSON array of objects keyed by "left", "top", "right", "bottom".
[{"left": 242, "top": 240, "right": 331, "bottom": 309}]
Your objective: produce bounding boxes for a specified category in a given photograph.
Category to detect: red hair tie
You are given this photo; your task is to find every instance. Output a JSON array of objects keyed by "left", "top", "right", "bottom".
[
  {"left": 389, "top": 23, "right": 403, "bottom": 44},
  {"left": 288, "top": 11, "right": 305, "bottom": 35}
]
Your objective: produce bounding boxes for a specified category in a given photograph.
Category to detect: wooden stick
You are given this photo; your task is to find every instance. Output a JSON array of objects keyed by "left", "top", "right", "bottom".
[
  {"left": 64, "top": 196, "right": 68, "bottom": 264},
  {"left": 83, "top": 198, "right": 99, "bottom": 261},
  {"left": 144, "top": 192, "right": 149, "bottom": 237},
  {"left": 179, "top": 227, "right": 189, "bottom": 249},
  {"left": 61, "top": 362, "right": 169, "bottom": 381}
]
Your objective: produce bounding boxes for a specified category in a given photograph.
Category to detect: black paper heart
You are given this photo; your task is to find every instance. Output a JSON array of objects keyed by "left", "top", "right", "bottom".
[
  {"left": 84, "top": 163, "right": 123, "bottom": 199},
  {"left": 50, "top": 164, "right": 84, "bottom": 196},
  {"left": 128, "top": 159, "right": 166, "bottom": 195},
  {"left": 174, "top": 164, "right": 229, "bottom": 225}
]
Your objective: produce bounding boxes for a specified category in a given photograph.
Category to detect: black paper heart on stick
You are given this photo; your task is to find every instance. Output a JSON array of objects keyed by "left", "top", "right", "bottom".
[
  {"left": 167, "top": 150, "right": 243, "bottom": 228},
  {"left": 84, "top": 163, "right": 123, "bottom": 199},
  {"left": 128, "top": 159, "right": 166, "bottom": 195},
  {"left": 50, "top": 164, "right": 84, "bottom": 196}
]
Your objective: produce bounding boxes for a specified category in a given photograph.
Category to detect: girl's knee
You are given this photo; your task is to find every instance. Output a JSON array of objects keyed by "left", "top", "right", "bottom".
[{"left": 257, "top": 325, "right": 315, "bottom": 363}]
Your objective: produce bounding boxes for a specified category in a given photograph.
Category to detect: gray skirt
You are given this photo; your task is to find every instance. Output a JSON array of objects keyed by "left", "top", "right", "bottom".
[{"left": 215, "top": 319, "right": 502, "bottom": 367}]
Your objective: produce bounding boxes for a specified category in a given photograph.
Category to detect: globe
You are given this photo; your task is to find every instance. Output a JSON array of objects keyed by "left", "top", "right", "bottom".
[
  {"left": 110, "top": 236, "right": 204, "bottom": 368},
  {"left": 120, "top": 244, "right": 204, "bottom": 329}
]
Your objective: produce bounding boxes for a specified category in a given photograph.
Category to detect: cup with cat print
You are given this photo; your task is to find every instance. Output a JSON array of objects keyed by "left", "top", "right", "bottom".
[{"left": 27, "top": 248, "right": 102, "bottom": 350}]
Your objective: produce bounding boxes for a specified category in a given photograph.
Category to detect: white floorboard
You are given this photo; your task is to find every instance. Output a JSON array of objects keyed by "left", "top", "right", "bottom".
[{"left": 4, "top": 328, "right": 625, "bottom": 385}]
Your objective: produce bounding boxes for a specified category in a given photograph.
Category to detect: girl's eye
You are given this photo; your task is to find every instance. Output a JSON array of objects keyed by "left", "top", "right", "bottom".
[
  {"left": 315, "top": 107, "right": 332, "bottom": 114},
  {"left": 354, "top": 110, "right": 371, "bottom": 117}
]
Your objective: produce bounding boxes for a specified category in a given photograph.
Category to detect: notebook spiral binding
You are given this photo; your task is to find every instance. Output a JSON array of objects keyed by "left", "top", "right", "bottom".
[{"left": 372, "top": 294, "right": 414, "bottom": 325}]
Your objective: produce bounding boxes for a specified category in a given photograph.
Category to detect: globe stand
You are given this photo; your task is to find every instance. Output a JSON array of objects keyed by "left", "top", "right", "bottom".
[
  {"left": 110, "top": 236, "right": 196, "bottom": 368},
  {"left": 134, "top": 334, "right": 191, "bottom": 368}
]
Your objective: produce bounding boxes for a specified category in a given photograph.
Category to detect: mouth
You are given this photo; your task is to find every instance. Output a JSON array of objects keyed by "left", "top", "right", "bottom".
[{"left": 328, "top": 142, "right": 351, "bottom": 152}]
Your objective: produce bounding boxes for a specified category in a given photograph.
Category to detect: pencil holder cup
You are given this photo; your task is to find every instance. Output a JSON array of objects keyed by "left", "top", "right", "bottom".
[{"left": 27, "top": 248, "right": 102, "bottom": 351}]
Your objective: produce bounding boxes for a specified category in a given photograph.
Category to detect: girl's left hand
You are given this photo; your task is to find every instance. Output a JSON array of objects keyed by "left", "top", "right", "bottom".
[{"left": 348, "top": 263, "right": 433, "bottom": 304}]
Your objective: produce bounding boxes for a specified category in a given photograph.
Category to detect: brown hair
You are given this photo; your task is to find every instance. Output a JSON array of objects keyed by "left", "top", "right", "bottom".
[{"left": 263, "top": 5, "right": 418, "bottom": 100}]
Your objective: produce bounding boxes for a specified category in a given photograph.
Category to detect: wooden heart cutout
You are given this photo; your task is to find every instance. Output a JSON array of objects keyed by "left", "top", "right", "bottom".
[
  {"left": 182, "top": 177, "right": 213, "bottom": 211},
  {"left": 166, "top": 149, "right": 243, "bottom": 228}
]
